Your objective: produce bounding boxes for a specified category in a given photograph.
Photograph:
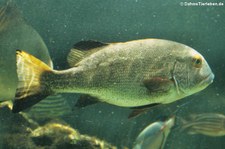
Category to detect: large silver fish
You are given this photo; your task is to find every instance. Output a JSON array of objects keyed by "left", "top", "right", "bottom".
[
  {"left": 133, "top": 116, "right": 175, "bottom": 149},
  {"left": 181, "top": 113, "right": 225, "bottom": 137},
  {"left": 0, "top": 2, "right": 71, "bottom": 118},
  {"left": 12, "top": 39, "right": 214, "bottom": 112}
]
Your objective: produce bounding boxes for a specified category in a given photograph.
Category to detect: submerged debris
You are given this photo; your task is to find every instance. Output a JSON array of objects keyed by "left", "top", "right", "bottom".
[
  {"left": 3, "top": 121, "right": 117, "bottom": 149},
  {"left": 0, "top": 106, "right": 116, "bottom": 149},
  {"left": 31, "top": 121, "right": 117, "bottom": 149}
]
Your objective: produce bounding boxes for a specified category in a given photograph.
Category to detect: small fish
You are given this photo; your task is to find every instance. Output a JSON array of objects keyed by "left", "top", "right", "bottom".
[
  {"left": 24, "top": 94, "right": 73, "bottom": 119},
  {"left": 12, "top": 39, "right": 214, "bottom": 112},
  {"left": 133, "top": 116, "right": 175, "bottom": 149},
  {"left": 180, "top": 113, "right": 225, "bottom": 137}
]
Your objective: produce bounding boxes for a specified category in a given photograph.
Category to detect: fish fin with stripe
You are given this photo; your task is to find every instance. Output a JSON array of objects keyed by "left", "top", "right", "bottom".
[
  {"left": 12, "top": 50, "right": 54, "bottom": 113},
  {"left": 24, "top": 94, "right": 72, "bottom": 120},
  {"left": 67, "top": 40, "right": 109, "bottom": 67},
  {"left": 178, "top": 117, "right": 190, "bottom": 132},
  {"left": 67, "top": 49, "right": 88, "bottom": 67}
]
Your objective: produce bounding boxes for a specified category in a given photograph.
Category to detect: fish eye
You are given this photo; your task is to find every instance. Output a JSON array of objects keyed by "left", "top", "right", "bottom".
[{"left": 192, "top": 55, "right": 202, "bottom": 68}]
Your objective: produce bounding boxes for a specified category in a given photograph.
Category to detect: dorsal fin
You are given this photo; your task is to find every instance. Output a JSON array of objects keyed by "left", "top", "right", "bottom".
[
  {"left": 73, "top": 40, "right": 108, "bottom": 50},
  {"left": 67, "top": 40, "right": 109, "bottom": 67},
  {"left": 67, "top": 49, "right": 87, "bottom": 67}
]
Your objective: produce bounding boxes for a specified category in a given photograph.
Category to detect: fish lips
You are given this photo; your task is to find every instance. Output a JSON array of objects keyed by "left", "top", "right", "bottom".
[{"left": 199, "top": 73, "right": 214, "bottom": 86}]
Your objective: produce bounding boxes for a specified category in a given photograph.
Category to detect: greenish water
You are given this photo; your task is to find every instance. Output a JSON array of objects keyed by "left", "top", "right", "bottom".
[{"left": 0, "top": 0, "right": 225, "bottom": 148}]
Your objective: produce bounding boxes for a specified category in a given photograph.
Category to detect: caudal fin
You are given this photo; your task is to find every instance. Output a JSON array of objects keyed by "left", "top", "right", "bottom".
[{"left": 12, "top": 50, "right": 53, "bottom": 113}]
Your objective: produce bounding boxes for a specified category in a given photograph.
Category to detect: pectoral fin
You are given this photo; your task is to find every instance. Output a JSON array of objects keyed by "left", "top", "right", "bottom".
[{"left": 143, "top": 77, "right": 173, "bottom": 93}]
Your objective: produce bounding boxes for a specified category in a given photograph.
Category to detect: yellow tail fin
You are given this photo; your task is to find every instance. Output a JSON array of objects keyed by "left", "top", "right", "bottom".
[{"left": 12, "top": 50, "right": 53, "bottom": 113}]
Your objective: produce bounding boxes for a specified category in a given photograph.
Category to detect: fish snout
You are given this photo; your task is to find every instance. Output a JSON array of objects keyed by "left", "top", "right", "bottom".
[
  {"left": 207, "top": 73, "right": 214, "bottom": 84},
  {"left": 204, "top": 73, "right": 214, "bottom": 84},
  {"left": 199, "top": 72, "right": 214, "bottom": 86}
]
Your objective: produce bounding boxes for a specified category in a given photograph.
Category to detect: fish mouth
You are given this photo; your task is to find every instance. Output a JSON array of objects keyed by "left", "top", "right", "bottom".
[{"left": 199, "top": 73, "right": 214, "bottom": 86}]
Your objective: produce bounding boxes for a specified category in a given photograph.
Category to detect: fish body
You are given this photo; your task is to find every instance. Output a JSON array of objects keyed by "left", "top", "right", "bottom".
[
  {"left": 0, "top": 2, "right": 52, "bottom": 101},
  {"left": 133, "top": 116, "right": 175, "bottom": 149},
  {"left": 13, "top": 39, "right": 214, "bottom": 112},
  {"left": 181, "top": 113, "right": 225, "bottom": 137}
]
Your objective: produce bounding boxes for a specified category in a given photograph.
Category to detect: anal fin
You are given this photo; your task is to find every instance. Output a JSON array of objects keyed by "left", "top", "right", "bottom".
[
  {"left": 75, "top": 94, "right": 99, "bottom": 108},
  {"left": 128, "top": 103, "right": 161, "bottom": 119}
]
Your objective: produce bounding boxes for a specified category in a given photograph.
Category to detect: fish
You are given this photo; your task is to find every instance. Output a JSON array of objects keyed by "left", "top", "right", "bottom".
[
  {"left": 133, "top": 116, "right": 175, "bottom": 149},
  {"left": 180, "top": 113, "right": 225, "bottom": 137},
  {"left": 23, "top": 94, "right": 74, "bottom": 119},
  {"left": 0, "top": 2, "right": 72, "bottom": 118},
  {"left": 12, "top": 39, "right": 214, "bottom": 112},
  {"left": 0, "top": 1, "right": 52, "bottom": 102}
]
